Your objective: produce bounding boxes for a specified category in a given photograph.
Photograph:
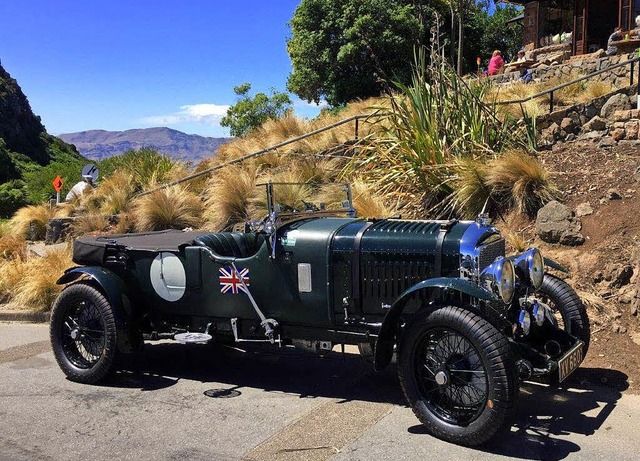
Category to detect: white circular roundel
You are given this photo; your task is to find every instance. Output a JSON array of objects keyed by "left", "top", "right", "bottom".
[{"left": 149, "top": 252, "right": 186, "bottom": 302}]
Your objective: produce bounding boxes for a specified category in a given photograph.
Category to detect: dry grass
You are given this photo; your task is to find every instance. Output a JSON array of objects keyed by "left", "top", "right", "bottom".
[
  {"left": 351, "top": 179, "right": 393, "bottom": 218},
  {"left": 216, "top": 98, "right": 385, "bottom": 164},
  {"left": 71, "top": 213, "right": 110, "bottom": 235},
  {"left": 575, "top": 80, "right": 616, "bottom": 103},
  {"left": 251, "top": 170, "right": 313, "bottom": 217},
  {"left": 487, "top": 151, "right": 558, "bottom": 217},
  {"left": 490, "top": 74, "right": 620, "bottom": 120},
  {"left": 450, "top": 159, "right": 492, "bottom": 218},
  {"left": 8, "top": 204, "right": 53, "bottom": 240},
  {"left": 0, "top": 245, "right": 72, "bottom": 311},
  {"left": 504, "top": 231, "right": 528, "bottom": 253},
  {"left": 98, "top": 170, "right": 136, "bottom": 215},
  {"left": 113, "top": 213, "right": 134, "bottom": 234},
  {"left": 0, "top": 235, "right": 27, "bottom": 260},
  {"left": 203, "top": 164, "right": 257, "bottom": 231},
  {"left": 132, "top": 185, "right": 204, "bottom": 231}
]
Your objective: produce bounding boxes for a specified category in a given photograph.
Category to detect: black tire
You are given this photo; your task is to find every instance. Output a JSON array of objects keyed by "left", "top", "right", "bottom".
[
  {"left": 398, "top": 305, "right": 518, "bottom": 446},
  {"left": 357, "top": 342, "right": 375, "bottom": 363},
  {"left": 50, "top": 283, "right": 119, "bottom": 384},
  {"left": 538, "top": 274, "right": 590, "bottom": 358}
]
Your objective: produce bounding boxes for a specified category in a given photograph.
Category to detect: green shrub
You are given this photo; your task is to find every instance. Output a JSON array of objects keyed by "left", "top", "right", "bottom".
[{"left": 0, "top": 180, "right": 27, "bottom": 218}]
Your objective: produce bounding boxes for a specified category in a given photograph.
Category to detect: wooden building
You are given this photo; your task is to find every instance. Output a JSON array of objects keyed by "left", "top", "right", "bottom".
[{"left": 511, "top": 0, "right": 640, "bottom": 55}]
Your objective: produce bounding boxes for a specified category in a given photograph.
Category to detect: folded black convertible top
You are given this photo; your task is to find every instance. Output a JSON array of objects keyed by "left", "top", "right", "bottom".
[{"left": 73, "top": 229, "right": 207, "bottom": 265}]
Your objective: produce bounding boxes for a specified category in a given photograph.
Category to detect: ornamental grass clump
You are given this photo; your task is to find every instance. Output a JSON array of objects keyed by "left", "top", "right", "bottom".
[
  {"left": 351, "top": 179, "right": 394, "bottom": 218},
  {"left": 97, "top": 170, "right": 136, "bottom": 215},
  {"left": 351, "top": 48, "right": 527, "bottom": 219},
  {"left": 0, "top": 245, "right": 72, "bottom": 310},
  {"left": 8, "top": 204, "right": 54, "bottom": 240},
  {"left": 203, "top": 165, "right": 257, "bottom": 231},
  {"left": 132, "top": 185, "right": 204, "bottom": 232},
  {"left": 487, "top": 150, "right": 558, "bottom": 217}
]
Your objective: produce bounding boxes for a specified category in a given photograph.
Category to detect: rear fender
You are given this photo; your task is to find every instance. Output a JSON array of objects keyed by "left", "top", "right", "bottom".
[
  {"left": 57, "top": 267, "right": 140, "bottom": 353},
  {"left": 373, "top": 277, "right": 494, "bottom": 371}
]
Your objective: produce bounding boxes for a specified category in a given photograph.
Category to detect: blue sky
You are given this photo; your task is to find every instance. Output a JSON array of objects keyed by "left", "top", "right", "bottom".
[{"left": 0, "top": 0, "right": 322, "bottom": 137}]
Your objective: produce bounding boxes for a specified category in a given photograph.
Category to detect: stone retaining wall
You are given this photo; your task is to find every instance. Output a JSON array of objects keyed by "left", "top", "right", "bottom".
[
  {"left": 490, "top": 51, "right": 638, "bottom": 87},
  {"left": 535, "top": 86, "right": 640, "bottom": 146}
]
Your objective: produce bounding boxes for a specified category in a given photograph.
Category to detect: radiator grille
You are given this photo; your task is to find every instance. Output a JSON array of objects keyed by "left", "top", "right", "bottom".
[{"left": 478, "top": 238, "right": 506, "bottom": 272}]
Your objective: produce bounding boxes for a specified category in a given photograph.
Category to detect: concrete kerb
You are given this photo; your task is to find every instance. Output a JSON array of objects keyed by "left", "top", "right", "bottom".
[{"left": 0, "top": 308, "right": 50, "bottom": 323}]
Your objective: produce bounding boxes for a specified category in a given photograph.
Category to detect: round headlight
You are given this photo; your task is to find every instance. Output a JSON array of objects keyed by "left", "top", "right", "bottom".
[
  {"left": 513, "top": 248, "right": 545, "bottom": 290},
  {"left": 499, "top": 258, "right": 516, "bottom": 304},
  {"left": 530, "top": 249, "right": 544, "bottom": 289},
  {"left": 480, "top": 257, "right": 516, "bottom": 304}
]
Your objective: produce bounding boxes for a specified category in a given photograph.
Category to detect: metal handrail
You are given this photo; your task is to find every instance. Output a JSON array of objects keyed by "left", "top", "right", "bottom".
[
  {"left": 137, "top": 111, "right": 386, "bottom": 197},
  {"left": 494, "top": 56, "right": 640, "bottom": 113}
]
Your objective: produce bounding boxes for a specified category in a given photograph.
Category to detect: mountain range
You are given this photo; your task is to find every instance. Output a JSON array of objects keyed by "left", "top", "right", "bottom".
[{"left": 57, "top": 127, "right": 231, "bottom": 164}]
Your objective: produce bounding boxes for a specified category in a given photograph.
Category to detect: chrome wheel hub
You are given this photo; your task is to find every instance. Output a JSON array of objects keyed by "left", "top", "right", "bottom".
[{"left": 435, "top": 370, "right": 449, "bottom": 386}]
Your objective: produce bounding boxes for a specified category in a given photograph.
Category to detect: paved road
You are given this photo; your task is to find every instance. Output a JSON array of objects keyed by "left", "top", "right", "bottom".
[{"left": 1, "top": 322, "right": 638, "bottom": 461}]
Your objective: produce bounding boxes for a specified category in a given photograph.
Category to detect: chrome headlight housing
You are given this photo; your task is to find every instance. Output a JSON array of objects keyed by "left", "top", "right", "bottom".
[
  {"left": 512, "top": 248, "right": 544, "bottom": 290},
  {"left": 480, "top": 257, "right": 516, "bottom": 304}
]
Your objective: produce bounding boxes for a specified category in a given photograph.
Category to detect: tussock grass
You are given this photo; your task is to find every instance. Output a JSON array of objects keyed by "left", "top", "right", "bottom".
[
  {"left": 216, "top": 99, "right": 385, "bottom": 164},
  {"left": 252, "top": 170, "right": 313, "bottom": 217},
  {"left": 132, "top": 185, "right": 204, "bottom": 231},
  {"left": 449, "top": 160, "right": 493, "bottom": 218},
  {"left": 487, "top": 151, "right": 558, "bottom": 216},
  {"left": 0, "top": 235, "right": 27, "bottom": 260},
  {"left": 98, "top": 170, "right": 135, "bottom": 215},
  {"left": 0, "top": 245, "right": 72, "bottom": 311},
  {"left": 113, "top": 213, "right": 134, "bottom": 234},
  {"left": 575, "top": 80, "right": 615, "bottom": 103},
  {"left": 203, "top": 165, "right": 257, "bottom": 231},
  {"left": 490, "top": 74, "right": 621, "bottom": 120},
  {"left": 8, "top": 204, "right": 53, "bottom": 240},
  {"left": 351, "top": 179, "right": 393, "bottom": 218},
  {"left": 504, "top": 231, "right": 527, "bottom": 253},
  {"left": 72, "top": 213, "right": 110, "bottom": 235}
]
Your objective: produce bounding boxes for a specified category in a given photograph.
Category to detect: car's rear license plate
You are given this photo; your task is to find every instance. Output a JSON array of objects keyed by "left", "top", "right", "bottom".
[{"left": 558, "top": 341, "right": 584, "bottom": 382}]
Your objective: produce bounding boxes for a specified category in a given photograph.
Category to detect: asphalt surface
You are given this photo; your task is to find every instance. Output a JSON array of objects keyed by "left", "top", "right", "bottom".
[{"left": 1, "top": 322, "right": 639, "bottom": 461}]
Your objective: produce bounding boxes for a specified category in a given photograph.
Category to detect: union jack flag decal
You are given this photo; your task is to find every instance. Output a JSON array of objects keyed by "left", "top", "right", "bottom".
[{"left": 219, "top": 266, "right": 250, "bottom": 294}]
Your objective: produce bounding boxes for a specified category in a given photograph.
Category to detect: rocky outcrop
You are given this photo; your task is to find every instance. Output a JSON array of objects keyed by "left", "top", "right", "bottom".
[{"left": 535, "top": 201, "right": 585, "bottom": 245}]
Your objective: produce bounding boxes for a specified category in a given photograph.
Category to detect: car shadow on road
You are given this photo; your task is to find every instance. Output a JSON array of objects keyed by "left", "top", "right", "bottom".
[
  {"left": 111, "top": 341, "right": 405, "bottom": 403},
  {"left": 110, "top": 343, "right": 627, "bottom": 460},
  {"left": 408, "top": 367, "right": 628, "bottom": 461}
]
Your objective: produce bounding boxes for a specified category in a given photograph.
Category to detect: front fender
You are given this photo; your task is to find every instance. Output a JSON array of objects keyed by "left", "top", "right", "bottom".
[
  {"left": 57, "top": 267, "right": 139, "bottom": 353},
  {"left": 373, "top": 277, "right": 495, "bottom": 371}
]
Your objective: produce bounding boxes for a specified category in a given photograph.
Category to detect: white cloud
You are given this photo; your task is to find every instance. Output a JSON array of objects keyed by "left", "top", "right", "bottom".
[
  {"left": 142, "top": 103, "right": 230, "bottom": 126},
  {"left": 293, "top": 97, "right": 328, "bottom": 109}
]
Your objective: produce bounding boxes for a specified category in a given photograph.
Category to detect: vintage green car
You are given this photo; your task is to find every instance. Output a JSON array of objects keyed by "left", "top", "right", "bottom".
[{"left": 50, "top": 183, "right": 589, "bottom": 446}]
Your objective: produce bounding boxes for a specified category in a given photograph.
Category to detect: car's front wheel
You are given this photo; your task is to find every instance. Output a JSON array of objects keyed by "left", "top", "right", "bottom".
[
  {"left": 398, "top": 305, "right": 518, "bottom": 446},
  {"left": 50, "top": 283, "right": 118, "bottom": 384}
]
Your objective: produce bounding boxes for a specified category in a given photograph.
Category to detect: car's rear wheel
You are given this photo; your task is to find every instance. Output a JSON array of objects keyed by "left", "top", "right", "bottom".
[
  {"left": 50, "top": 283, "right": 118, "bottom": 384},
  {"left": 398, "top": 305, "right": 518, "bottom": 446}
]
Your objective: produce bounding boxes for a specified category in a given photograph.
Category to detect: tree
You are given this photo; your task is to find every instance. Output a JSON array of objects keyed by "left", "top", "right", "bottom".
[
  {"left": 220, "top": 83, "right": 292, "bottom": 137},
  {"left": 463, "top": 3, "right": 523, "bottom": 73},
  {"left": 287, "top": 0, "right": 438, "bottom": 106}
]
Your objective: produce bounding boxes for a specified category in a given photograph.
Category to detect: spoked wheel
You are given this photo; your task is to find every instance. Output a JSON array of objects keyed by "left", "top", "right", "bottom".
[
  {"left": 50, "top": 283, "right": 118, "bottom": 384},
  {"left": 398, "top": 306, "right": 518, "bottom": 446},
  {"left": 416, "top": 327, "right": 489, "bottom": 426},
  {"left": 536, "top": 273, "right": 590, "bottom": 357}
]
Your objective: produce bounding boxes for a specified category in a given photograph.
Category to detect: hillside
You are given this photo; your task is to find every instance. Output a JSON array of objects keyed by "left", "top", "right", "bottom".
[
  {"left": 526, "top": 140, "right": 640, "bottom": 392},
  {"left": 58, "top": 127, "right": 230, "bottom": 163},
  {"left": 0, "top": 63, "right": 85, "bottom": 215}
]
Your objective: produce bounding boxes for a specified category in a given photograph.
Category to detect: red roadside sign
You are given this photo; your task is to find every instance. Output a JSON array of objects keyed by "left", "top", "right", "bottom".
[{"left": 52, "top": 175, "right": 64, "bottom": 192}]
